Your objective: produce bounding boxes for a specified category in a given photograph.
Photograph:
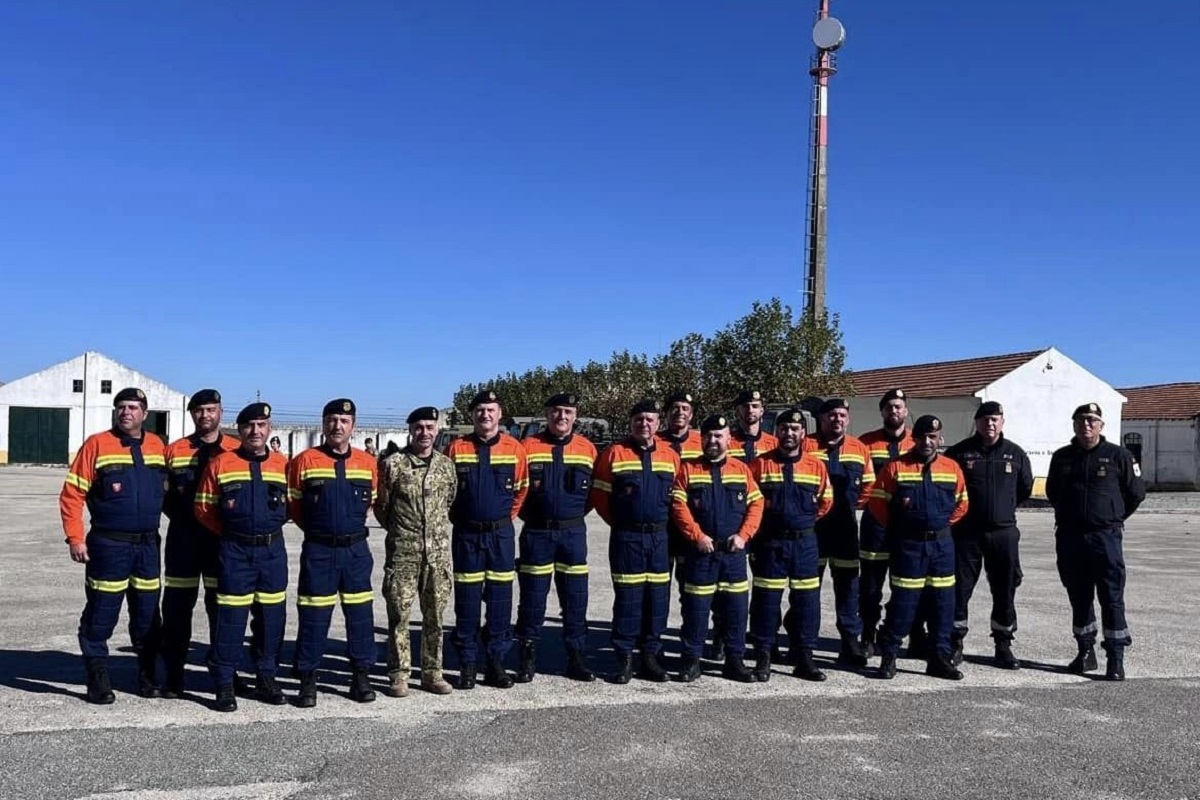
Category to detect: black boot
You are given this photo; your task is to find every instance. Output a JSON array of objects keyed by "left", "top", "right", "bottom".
[
  {"left": 994, "top": 639, "right": 1020, "bottom": 670},
  {"left": 875, "top": 654, "right": 897, "bottom": 680},
  {"left": 350, "top": 669, "right": 376, "bottom": 703},
  {"left": 950, "top": 637, "right": 965, "bottom": 667},
  {"left": 214, "top": 685, "right": 237, "bottom": 712},
  {"left": 565, "top": 650, "right": 595, "bottom": 682},
  {"left": 162, "top": 659, "right": 186, "bottom": 700},
  {"left": 458, "top": 663, "right": 477, "bottom": 690},
  {"left": 704, "top": 629, "right": 726, "bottom": 661},
  {"left": 84, "top": 658, "right": 115, "bottom": 705},
  {"left": 926, "top": 654, "right": 964, "bottom": 681},
  {"left": 610, "top": 653, "right": 633, "bottom": 685},
  {"left": 1066, "top": 643, "right": 1098, "bottom": 674},
  {"left": 677, "top": 655, "right": 701, "bottom": 683},
  {"left": 639, "top": 652, "right": 669, "bottom": 683},
  {"left": 255, "top": 675, "right": 286, "bottom": 705},
  {"left": 514, "top": 640, "right": 536, "bottom": 684},
  {"left": 722, "top": 654, "right": 754, "bottom": 683},
  {"left": 752, "top": 650, "right": 772, "bottom": 683},
  {"left": 861, "top": 627, "right": 878, "bottom": 658},
  {"left": 837, "top": 637, "right": 868, "bottom": 668},
  {"left": 296, "top": 672, "right": 317, "bottom": 708},
  {"left": 907, "top": 628, "right": 932, "bottom": 660},
  {"left": 1104, "top": 646, "right": 1125, "bottom": 682},
  {"left": 484, "top": 658, "right": 514, "bottom": 689},
  {"left": 792, "top": 649, "right": 827, "bottom": 682},
  {"left": 137, "top": 650, "right": 161, "bottom": 699}
]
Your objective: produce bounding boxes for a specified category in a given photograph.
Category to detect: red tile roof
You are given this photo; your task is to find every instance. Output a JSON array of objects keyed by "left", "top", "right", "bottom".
[
  {"left": 849, "top": 349, "right": 1047, "bottom": 399},
  {"left": 1119, "top": 383, "right": 1200, "bottom": 420}
]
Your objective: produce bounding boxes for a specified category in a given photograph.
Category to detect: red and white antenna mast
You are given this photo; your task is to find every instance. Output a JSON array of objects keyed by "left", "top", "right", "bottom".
[{"left": 803, "top": 1, "right": 845, "bottom": 319}]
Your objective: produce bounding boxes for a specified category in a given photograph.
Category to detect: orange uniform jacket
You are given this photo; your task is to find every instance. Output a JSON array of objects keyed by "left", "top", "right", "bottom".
[
  {"left": 868, "top": 453, "right": 969, "bottom": 534},
  {"left": 446, "top": 433, "right": 529, "bottom": 523},
  {"left": 803, "top": 435, "right": 875, "bottom": 510},
  {"left": 669, "top": 457, "right": 764, "bottom": 544},
  {"left": 60, "top": 429, "right": 168, "bottom": 547},
  {"left": 194, "top": 450, "right": 291, "bottom": 536},
  {"left": 859, "top": 427, "right": 916, "bottom": 474},
  {"left": 750, "top": 449, "right": 834, "bottom": 530},
  {"left": 286, "top": 447, "right": 379, "bottom": 534},
  {"left": 590, "top": 439, "right": 681, "bottom": 528},
  {"left": 521, "top": 432, "right": 597, "bottom": 522},
  {"left": 164, "top": 433, "right": 240, "bottom": 524},
  {"left": 730, "top": 428, "right": 779, "bottom": 464},
  {"left": 655, "top": 428, "right": 703, "bottom": 462}
]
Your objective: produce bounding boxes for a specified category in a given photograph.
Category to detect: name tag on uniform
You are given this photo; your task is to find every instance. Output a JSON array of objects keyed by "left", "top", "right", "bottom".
[
  {"left": 1005, "top": 463, "right": 1012, "bottom": 473},
  {"left": 1097, "top": 467, "right": 1107, "bottom": 477}
]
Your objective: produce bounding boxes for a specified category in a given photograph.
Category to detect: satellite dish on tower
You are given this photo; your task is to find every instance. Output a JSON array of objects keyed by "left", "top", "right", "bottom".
[{"left": 812, "top": 17, "right": 846, "bottom": 51}]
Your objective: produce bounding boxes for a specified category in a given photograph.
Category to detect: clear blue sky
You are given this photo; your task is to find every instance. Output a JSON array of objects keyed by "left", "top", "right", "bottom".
[{"left": 3, "top": 0, "right": 1197, "bottom": 420}]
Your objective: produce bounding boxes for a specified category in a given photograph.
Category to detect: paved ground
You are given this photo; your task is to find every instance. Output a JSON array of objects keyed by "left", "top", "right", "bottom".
[{"left": 2, "top": 465, "right": 1198, "bottom": 800}]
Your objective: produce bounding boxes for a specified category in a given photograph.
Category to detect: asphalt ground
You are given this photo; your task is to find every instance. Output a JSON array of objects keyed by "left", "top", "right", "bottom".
[{"left": 1, "top": 465, "right": 1198, "bottom": 800}]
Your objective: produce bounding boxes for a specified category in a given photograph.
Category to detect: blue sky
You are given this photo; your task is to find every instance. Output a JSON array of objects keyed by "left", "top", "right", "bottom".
[{"left": 3, "top": 0, "right": 1197, "bottom": 420}]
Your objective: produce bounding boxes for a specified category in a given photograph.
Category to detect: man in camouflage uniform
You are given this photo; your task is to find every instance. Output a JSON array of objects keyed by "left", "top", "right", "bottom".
[{"left": 373, "top": 406, "right": 457, "bottom": 696}]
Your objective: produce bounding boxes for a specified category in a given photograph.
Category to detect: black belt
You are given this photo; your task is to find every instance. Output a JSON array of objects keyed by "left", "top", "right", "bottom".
[
  {"left": 766, "top": 527, "right": 815, "bottom": 541},
  {"left": 459, "top": 519, "right": 510, "bottom": 532},
  {"left": 523, "top": 516, "right": 586, "bottom": 530},
  {"left": 621, "top": 522, "right": 667, "bottom": 534},
  {"left": 305, "top": 531, "right": 369, "bottom": 546},
  {"left": 91, "top": 529, "right": 158, "bottom": 543},
  {"left": 901, "top": 528, "right": 951, "bottom": 541},
  {"left": 224, "top": 530, "right": 283, "bottom": 545}
]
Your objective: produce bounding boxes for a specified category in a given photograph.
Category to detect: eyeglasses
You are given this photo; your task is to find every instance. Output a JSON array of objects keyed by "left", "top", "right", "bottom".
[{"left": 1075, "top": 416, "right": 1102, "bottom": 426}]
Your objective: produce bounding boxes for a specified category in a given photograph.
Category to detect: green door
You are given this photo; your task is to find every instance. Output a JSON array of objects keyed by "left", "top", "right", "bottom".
[
  {"left": 8, "top": 407, "right": 70, "bottom": 464},
  {"left": 144, "top": 411, "right": 169, "bottom": 440}
]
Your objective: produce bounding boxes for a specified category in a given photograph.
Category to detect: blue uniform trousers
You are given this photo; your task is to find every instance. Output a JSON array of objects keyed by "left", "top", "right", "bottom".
[
  {"left": 1055, "top": 527, "right": 1131, "bottom": 649},
  {"left": 681, "top": 547, "right": 750, "bottom": 659},
  {"left": 294, "top": 538, "right": 376, "bottom": 672},
  {"left": 953, "top": 526, "right": 1022, "bottom": 643},
  {"left": 210, "top": 536, "right": 288, "bottom": 688},
  {"left": 879, "top": 535, "right": 956, "bottom": 659},
  {"left": 160, "top": 521, "right": 219, "bottom": 665},
  {"left": 516, "top": 524, "right": 589, "bottom": 652},
  {"left": 750, "top": 533, "right": 821, "bottom": 652},
  {"left": 818, "top": 525, "right": 863, "bottom": 639},
  {"left": 858, "top": 516, "right": 891, "bottom": 633},
  {"left": 452, "top": 523, "right": 516, "bottom": 666},
  {"left": 78, "top": 532, "right": 162, "bottom": 659},
  {"left": 608, "top": 528, "right": 670, "bottom": 657}
]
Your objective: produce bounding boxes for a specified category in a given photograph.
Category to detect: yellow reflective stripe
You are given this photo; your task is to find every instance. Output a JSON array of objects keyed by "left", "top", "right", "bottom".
[
  {"left": 87, "top": 577, "right": 129, "bottom": 593},
  {"left": 891, "top": 576, "right": 926, "bottom": 590},
  {"left": 519, "top": 563, "right": 555, "bottom": 576},
  {"left": 164, "top": 575, "right": 201, "bottom": 589},
  {"left": 203, "top": 577, "right": 219, "bottom": 589},
  {"left": 757, "top": 473, "right": 783, "bottom": 483},
  {"left": 612, "top": 572, "right": 647, "bottom": 585},
  {"left": 651, "top": 463, "right": 675, "bottom": 474},
  {"left": 746, "top": 489, "right": 763, "bottom": 503},
  {"left": 95, "top": 455, "right": 135, "bottom": 468},
  {"left": 646, "top": 572, "right": 670, "bottom": 584},
  {"left": 455, "top": 571, "right": 485, "bottom": 584},
  {"left": 870, "top": 489, "right": 892, "bottom": 500},
  {"left": 298, "top": 594, "right": 339, "bottom": 608},
  {"left": 610, "top": 460, "right": 640, "bottom": 472},
  {"left": 839, "top": 454, "right": 866, "bottom": 465},
  {"left": 860, "top": 550, "right": 890, "bottom": 561},
  {"left": 218, "top": 592, "right": 254, "bottom": 607},
  {"left": 344, "top": 469, "right": 373, "bottom": 480},
  {"left": 490, "top": 455, "right": 519, "bottom": 465},
  {"left": 218, "top": 471, "right": 253, "bottom": 484},
  {"left": 593, "top": 479, "right": 612, "bottom": 492},
  {"left": 684, "top": 583, "right": 717, "bottom": 595},
  {"left": 288, "top": 488, "right": 304, "bottom": 499},
  {"left": 752, "top": 577, "right": 788, "bottom": 590},
  {"left": 341, "top": 590, "right": 373, "bottom": 604},
  {"left": 453, "top": 453, "right": 480, "bottom": 464},
  {"left": 169, "top": 455, "right": 199, "bottom": 469},
  {"left": 562, "top": 455, "right": 594, "bottom": 466},
  {"left": 142, "top": 455, "right": 166, "bottom": 466},
  {"left": 927, "top": 575, "right": 955, "bottom": 588},
  {"left": 929, "top": 472, "right": 958, "bottom": 481},
  {"left": 670, "top": 490, "right": 688, "bottom": 502},
  {"left": 261, "top": 472, "right": 287, "bottom": 484},
  {"left": 130, "top": 576, "right": 161, "bottom": 591},
  {"left": 720, "top": 474, "right": 747, "bottom": 484},
  {"left": 255, "top": 590, "right": 287, "bottom": 604},
  {"left": 790, "top": 577, "right": 821, "bottom": 590},
  {"left": 194, "top": 491, "right": 217, "bottom": 504},
  {"left": 956, "top": 491, "right": 968, "bottom": 502},
  {"left": 527, "top": 453, "right": 553, "bottom": 463},
  {"left": 555, "top": 562, "right": 589, "bottom": 575},
  {"left": 716, "top": 580, "right": 750, "bottom": 594},
  {"left": 830, "top": 558, "right": 859, "bottom": 569},
  {"left": 485, "top": 570, "right": 515, "bottom": 582},
  {"left": 66, "top": 473, "right": 91, "bottom": 491},
  {"left": 794, "top": 474, "right": 821, "bottom": 485},
  {"left": 688, "top": 475, "right": 713, "bottom": 484},
  {"left": 680, "top": 449, "right": 703, "bottom": 459},
  {"left": 301, "top": 468, "right": 337, "bottom": 479}
]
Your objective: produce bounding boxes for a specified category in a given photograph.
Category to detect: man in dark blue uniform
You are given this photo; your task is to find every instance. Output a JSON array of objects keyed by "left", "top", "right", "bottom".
[{"left": 1046, "top": 403, "right": 1145, "bottom": 681}]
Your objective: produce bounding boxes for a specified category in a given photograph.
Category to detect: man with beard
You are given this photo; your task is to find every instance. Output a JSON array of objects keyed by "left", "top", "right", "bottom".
[
  {"left": 591, "top": 399, "right": 681, "bottom": 684},
  {"left": 870, "top": 415, "right": 969, "bottom": 681},
  {"left": 670, "top": 414, "right": 764, "bottom": 683},
  {"left": 730, "top": 389, "right": 778, "bottom": 464},
  {"left": 804, "top": 398, "right": 874, "bottom": 668},
  {"left": 656, "top": 391, "right": 703, "bottom": 610}
]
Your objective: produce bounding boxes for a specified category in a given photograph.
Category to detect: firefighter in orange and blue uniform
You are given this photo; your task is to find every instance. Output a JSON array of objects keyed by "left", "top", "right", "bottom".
[
  {"left": 288, "top": 398, "right": 380, "bottom": 707},
  {"left": 160, "top": 388, "right": 239, "bottom": 697},
  {"left": 804, "top": 397, "right": 875, "bottom": 668},
  {"left": 590, "top": 398, "right": 682, "bottom": 684},
  {"left": 869, "top": 414, "right": 969, "bottom": 680},
  {"left": 748, "top": 408, "right": 833, "bottom": 682},
  {"left": 60, "top": 387, "right": 168, "bottom": 704},
  {"left": 195, "top": 402, "right": 291, "bottom": 711},
  {"left": 514, "top": 392, "right": 598, "bottom": 683},
  {"left": 446, "top": 389, "right": 529, "bottom": 690},
  {"left": 671, "top": 414, "right": 764, "bottom": 683},
  {"left": 656, "top": 391, "right": 702, "bottom": 605},
  {"left": 730, "top": 389, "right": 779, "bottom": 464}
]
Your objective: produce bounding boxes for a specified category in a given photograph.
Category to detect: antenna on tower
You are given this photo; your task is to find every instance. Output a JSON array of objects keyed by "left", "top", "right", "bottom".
[{"left": 803, "top": 1, "right": 845, "bottom": 320}]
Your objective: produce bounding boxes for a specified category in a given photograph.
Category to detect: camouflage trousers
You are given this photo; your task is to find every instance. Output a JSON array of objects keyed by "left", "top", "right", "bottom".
[{"left": 383, "top": 555, "right": 453, "bottom": 682}]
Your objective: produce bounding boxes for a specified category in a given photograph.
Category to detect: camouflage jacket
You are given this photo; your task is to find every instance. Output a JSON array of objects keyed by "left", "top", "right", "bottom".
[{"left": 374, "top": 448, "right": 456, "bottom": 557}]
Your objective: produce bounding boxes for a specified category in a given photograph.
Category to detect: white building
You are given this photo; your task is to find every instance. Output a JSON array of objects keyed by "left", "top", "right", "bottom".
[
  {"left": 266, "top": 425, "right": 410, "bottom": 460},
  {"left": 1119, "top": 383, "right": 1200, "bottom": 491},
  {"left": 0, "top": 351, "right": 189, "bottom": 465},
  {"left": 848, "top": 347, "right": 1126, "bottom": 498}
]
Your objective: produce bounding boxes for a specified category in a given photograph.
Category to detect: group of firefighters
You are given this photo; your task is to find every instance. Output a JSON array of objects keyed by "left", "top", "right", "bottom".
[{"left": 58, "top": 382, "right": 1145, "bottom": 710}]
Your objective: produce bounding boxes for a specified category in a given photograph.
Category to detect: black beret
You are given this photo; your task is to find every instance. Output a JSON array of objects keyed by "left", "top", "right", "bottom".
[
  {"left": 323, "top": 398, "right": 356, "bottom": 417},
  {"left": 1072, "top": 402, "right": 1103, "bottom": 420},
  {"left": 817, "top": 398, "right": 848, "bottom": 416},
  {"left": 912, "top": 414, "right": 943, "bottom": 435},
  {"left": 734, "top": 389, "right": 763, "bottom": 405},
  {"left": 187, "top": 389, "right": 221, "bottom": 410},
  {"left": 699, "top": 414, "right": 729, "bottom": 433},
  {"left": 775, "top": 408, "right": 806, "bottom": 427},
  {"left": 470, "top": 389, "right": 500, "bottom": 409},
  {"left": 113, "top": 387, "right": 147, "bottom": 407},
  {"left": 975, "top": 401, "right": 1004, "bottom": 419},
  {"left": 629, "top": 398, "right": 661, "bottom": 417},
  {"left": 236, "top": 402, "right": 272, "bottom": 425},
  {"left": 878, "top": 388, "right": 907, "bottom": 409},
  {"left": 665, "top": 391, "right": 694, "bottom": 406},
  {"left": 407, "top": 406, "right": 440, "bottom": 424},
  {"left": 544, "top": 392, "right": 578, "bottom": 408}
]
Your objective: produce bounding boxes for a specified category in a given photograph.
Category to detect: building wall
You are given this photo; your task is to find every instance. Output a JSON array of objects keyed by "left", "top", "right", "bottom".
[
  {"left": 267, "top": 425, "right": 410, "bottom": 460},
  {"left": 0, "top": 352, "right": 188, "bottom": 464},
  {"left": 1123, "top": 418, "right": 1200, "bottom": 490}
]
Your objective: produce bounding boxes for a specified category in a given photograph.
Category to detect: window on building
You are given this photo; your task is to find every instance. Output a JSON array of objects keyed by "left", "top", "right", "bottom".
[
  {"left": 72, "top": 379, "right": 84, "bottom": 393},
  {"left": 1123, "top": 433, "right": 1143, "bottom": 465},
  {"left": 100, "top": 380, "right": 112, "bottom": 394}
]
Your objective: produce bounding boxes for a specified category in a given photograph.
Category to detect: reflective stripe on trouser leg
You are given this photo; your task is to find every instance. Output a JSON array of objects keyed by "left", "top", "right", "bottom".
[
  {"left": 818, "top": 525, "right": 863, "bottom": 639},
  {"left": 1090, "top": 528, "right": 1131, "bottom": 648},
  {"left": 681, "top": 550, "right": 718, "bottom": 659},
  {"left": 925, "top": 538, "right": 957, "bottom": 658},
  {"left": 210, "top": 537, "right": 288, "bottom": 687},
  {"left": 1055, "top": 532, "right": 1099, "bottom": 645},
  {"left": 515, "top": 528, "right": 556, "bottom": 642},
  {"left": 880, "top": 539, "right": 944, "bottom": 658},
  {"left": 952, "top": 530, "right": 983, "bottom": 641},
  {"left": 552, "top": 527, "right": 590, "bottom": 652},
  {"left": 640, "top": 532, "right": 670, "bottom": 656},
  {"left": 482, "top": 524, "right": 516, "bottom": 662},
  {"left": 337, "top": 540, "right": 377, "bottom": 670},
  {"left": 781, "top": 535, "right": 822, "bottom": 651},
  {"left": 750, "top": 538, "right": 789, "bottom": 651},
  {"left": 78, "top": 534, "right": 162, "bottom": 659},
  {"left": 714, "top": 551, "right": 750, "bottom": 658},
  {"left": 252, "top": 538, "right": 288, "bottom": 679},
  {"left": 451, "top": 526, "right": 487, "bottom": 666},
  {"left": 858, "top": 513, "right": 890, "bottom": 632},
  {"left": 982, "top": 526, "right": 1022, "bottom": 640},
  {"left": 609, "top": 528, "right": 669, "bottom": 656},
  {"left": 295, "top": 539, "right": 375, "bottom": 672},
  {"left": 161, "top": 521, "right": 206, "bottom": 663}
]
